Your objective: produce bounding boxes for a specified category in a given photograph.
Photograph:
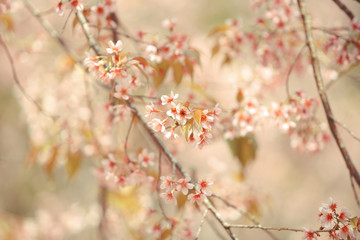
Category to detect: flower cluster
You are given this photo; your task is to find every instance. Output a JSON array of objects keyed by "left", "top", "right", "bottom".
[
  {"left": 210, "top": 1, "right": 301, "bottom": 69},
  {"left": 99, "top": 150, "right": 155, "bottom": 189},
  {"left": 84, "top": 40, "right": 147, "bottom": 91},
  {"left": 303, "top": 197, "right": 359, "bottom": 240},
  {"left": 160, "top": 176, "right": 213, "bottom": 205},
  {"left": 270, "top": 91, "right": 330, "bottom": 152},
  {"left": 223, "top": 91, "right": 330, "bottom": 153},
  {"left": 145, "top": 91, "right": 221, "bottom": 148},
  {"left": 56, "top": 0, "right": 84, "bottom": 15},
  {"left": 321, "top": 19, "right": 360, "bottom": 67}
]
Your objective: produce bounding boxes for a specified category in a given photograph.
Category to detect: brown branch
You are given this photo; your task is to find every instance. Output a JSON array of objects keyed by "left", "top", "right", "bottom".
[
  {"left": 0, "top": 34, "right": 57, "bottom": 121},
  {"left": 211, "top": 194, "right": 279, "bottom": 240},
  {"left": 228, "top": 224, "right": 331, "bottom": 233},
  {"left": 331, "top": 0, "right": 355, "bottom": 20},
  {"left": 75, "top": 8, "right": 239, "bottom": 240},
  {"left": 297, "top": 0, "right": 360, "bottom": 205},
  {"left": 98, "top": 186, "right": 108, "bottom": 240},
  {"left": 285, "top": 44, "right": 306, "bottom": 99}
]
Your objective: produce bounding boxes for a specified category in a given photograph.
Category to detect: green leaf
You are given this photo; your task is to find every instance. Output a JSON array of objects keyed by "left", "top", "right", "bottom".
[{"left": 227, "top": 135, "right": 257, "bottom": 168}]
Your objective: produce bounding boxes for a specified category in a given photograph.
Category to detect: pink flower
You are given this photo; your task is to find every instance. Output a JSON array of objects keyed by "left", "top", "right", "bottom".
[
  {"left": 302, "top": 228, "right": 318, "bottom": 240},
  {"left": 176, "top": 177, "right": 194, "bottom": 195},
  {"left": 149, "top": 118, "right": 166, "bottom": 133},
  {"left": 319, "top": 209, "right": 336, "bottom": 228},
  {"left": 55, "top": 2, "right": 64, "bottom": 16},
  {"left": 114, "top": 85, "right": 130, "bottom": 100},
  {"left": 161, "top": 91, "right": 179, "bottom": 105},
  {"left": 166, "top": 102, "right": 178, "bottom": 119},
  {"left": 338, "top": 225, "right": 351, "bottom": 239},
  {"left": 161, "top": 191, "right": 177, "bottom": 205},
  {"left": 106, "top": 40, "right": 123, "bottom": 54},
  {"left": 160, "top": 176, "right": 174, "bottom": 191},
  {"left": 197, "top": 130, "right": 212, "bottom": 149},
  {"left": 187, "top": 192, "right": 205, "bottom": 204},
  {"left": 176, "top": 105, "right": 191, "bottom": 125},
  {"left": 200, "top": 110, "right": 214, "bottom": 129},
  {"left": 138, "top": 148, "right": 154, "bottom": 168},
  {"left": 196, "top": 179, "right": 213, "bottom": 196},
  {"left": 69, "top": 0, "right": 84, "bottom": 11},
  {"left": 145, "top": 102, "right": 159, "bottom": 118},
  {"left": 165, "top": 126, "right": 179, "bottom": 139},
  {"left": 338, "top": 208, "right": 351, "bottom": 222}
]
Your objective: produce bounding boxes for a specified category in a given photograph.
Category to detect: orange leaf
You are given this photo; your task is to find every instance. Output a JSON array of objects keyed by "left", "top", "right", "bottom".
[
  {"left": 184, "top": 56, "right": 194, "bottom": 79},
  {"left": 44, "top": 145, "right": 60, "bottom": 177},
  {"left": 209, "top": 24, "right": 230, "bottom": 36},
  {"left": 132, "top": 56, "right": 148, "bottom": 67},
  {"left": 153, "top": 60, "right": 169, "bottom": 88},
  {"left": 171, "top": 60, "right": 184, "bottom": 85},
  {"left": 66, "top": 150, "right": 82, "bottom": 179},
  {"left": 193, "top": 108, "right": 203, "bottom": 126},
  {"left": 211, "top": 43, "right": 220, "bottom": 57}
]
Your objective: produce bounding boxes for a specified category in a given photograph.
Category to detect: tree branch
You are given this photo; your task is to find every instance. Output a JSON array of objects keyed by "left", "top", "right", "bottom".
[
  {"left": 297, "top": 0, "right": 360, "bottom": 205},
  {"left": 331, "top": 0, "right": 355, "bottom": 20}
]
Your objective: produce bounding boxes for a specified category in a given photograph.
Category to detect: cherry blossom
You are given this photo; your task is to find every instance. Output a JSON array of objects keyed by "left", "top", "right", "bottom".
[
  {"left": 302, "top": 229, "right": 317, "bottom": 240},
  {"left": 195, "top": 179, "right": 213, "bottom": 196},
  {"left": 106, "top": 40, "right": 123, "bottom": 55},
  {"left": 138, "top": 148, "right": 155, "bottom": 168},
  {"left": 187, "top": 192, "right": 205, "bottom": 204},
  {"left": 161, "top": 91, "right": 179, "bottom": 105},
  {"left": 176, "top": 177, "right": 194, "bottom": 195},
  {"left": 160, "top": 191, "right": 177, "bottom": 205}
]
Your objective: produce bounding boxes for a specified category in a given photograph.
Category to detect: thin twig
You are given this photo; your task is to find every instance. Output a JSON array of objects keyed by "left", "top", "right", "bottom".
[
  {"left": 98, "top": 186, "right": 108, "bottom": 240},
  {"left": 156, "top": 150, "right": 171, "bottom": 222},
  {"left": 285, "top": 44, "right": 306, "bottom": 99},
  {"left": 228, "top": 224, "right": 331, "bottom": 233},
  {"left": 124, "top": 114, "right": 135, "bottom": 161},
  {"left": 331, "top": 0, "right": 355, "bottom": 20},
  {"left": 211, "top": 194, "right": 279, "bottom": 240},
  {"left": 195, "top": 208, "right": 208, "bottom": 240},
  {"left": 0, "top": 35, "right": 57, "bottom": 121},
  {"left": 331, "top": 117, "right": 360, "bottom": 142},
  {"left": 297, "top": 0, "right": 360, "bottom": 206},
  {"left": 350, "top": 176, "right": 360, "bottom": 207}
]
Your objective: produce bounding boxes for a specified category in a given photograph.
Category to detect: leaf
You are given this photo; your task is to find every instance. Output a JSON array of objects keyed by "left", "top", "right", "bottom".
[
  {"left": 44, "top": 145, "right": 60, "bottom": 177},
  {"left": 171, "top": 60, "right": 184, "bottom": 85},
  {"left": 176, "top": 192, "right": 188, "bottom": 210},
  {"left": 181, "top": 119, "right": 193, "bottom": 141},
  {"left": 26, "top": 144, "right": 40, "bottom": 165},
  {"left": 211, "top": 43, "right": 220, "bottom": 57},
  {"left": 159, "top": 228, "right": 175, "bottom": 240},
  {"left": 132, "top": 56, "right": 148, "bottom": 67},
  {"left": 192, "top": 108, "right": 203, "bottom": 126},
  {"left": 0, "top": 13, "right": 13, "bottom": 31},
  {"left": 66, "top": 150, "right": 82, "bottom": 178},
  {"left": 184, "top": 56, "right": 194, "bottom": 79},
  {"left": 185, "top": 82, "right": 217, "bottom": 104},
  {"left": 153, "top": 60, "right": 169, "bottom": 88},
  {"left": 227, "top": 135, "right": 257, "bottom": 168},
  {"left": 222, "top": 54, "right": 232, "bottom": 65},
  {"left": 209, "top": 24, "right": 230, "bottom": 36},
  {"left": 107, "top": 187, "right": 141, "bottom": 215}
]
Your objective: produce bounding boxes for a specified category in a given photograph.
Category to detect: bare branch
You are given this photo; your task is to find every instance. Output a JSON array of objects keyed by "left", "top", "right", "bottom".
[
  {"left": 0, "top": 35, "right": 57, "bottom": 121},
  {"left": 285, "top": 44, "right": 306, "bottom": 99},
  {"left": 331, "top": 0, "right": 355, "bottom": 20},
  {"left": 297, "top": 0, "right": 360, "bottom": 204}
]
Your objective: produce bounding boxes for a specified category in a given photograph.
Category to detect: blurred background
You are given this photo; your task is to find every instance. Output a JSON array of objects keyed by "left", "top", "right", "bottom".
[{"left": 1, "top": 0, "right": 360, "bottom": 239}]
